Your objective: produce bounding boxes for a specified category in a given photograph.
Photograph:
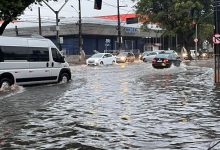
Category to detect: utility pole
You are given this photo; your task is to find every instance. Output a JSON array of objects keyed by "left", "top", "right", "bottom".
[
  {"left": 195, "top": 23, "right": 198, "bottom": 60},
  {"left": 214, "top": 0, "right": 220, "bottom": 84},
  {"left": 15, "top": 26, "right": 18, "bottom": 36},
  {"left": 38, "top": 7, "right": 42, "bottom": 35},
  {"left": 43, "top": 0, "right": 69, "bottom": 50},
  {"left": 117, "top": 0, "right": 122, "bottom": 51},
  {"left": 78, "top": 0, "right": 83, "bottom": 57}
]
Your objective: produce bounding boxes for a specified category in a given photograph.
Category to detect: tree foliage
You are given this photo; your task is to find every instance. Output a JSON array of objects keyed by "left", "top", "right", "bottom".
[
  {"left": 134, "top": 0, "right": 213, "bottom": 49},
  {"left": 0, "top": 0, "right": 52, "bottom": 35}
]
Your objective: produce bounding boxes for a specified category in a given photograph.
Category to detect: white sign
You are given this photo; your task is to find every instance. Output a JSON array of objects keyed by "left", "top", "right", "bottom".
[
  {"left": 60, "top": 37, "right": 63, "bottom": 44},
  {"left": 105, "top": 39, "right": 111, "bottom": 47},
  {"left": 194, "top": 38, "right": 198, "bottom": 43}
]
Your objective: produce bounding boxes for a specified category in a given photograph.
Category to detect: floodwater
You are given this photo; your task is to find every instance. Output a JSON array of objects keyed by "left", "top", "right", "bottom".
[{"left": 0, "top": 61, "right": 220, "bottom": 150}]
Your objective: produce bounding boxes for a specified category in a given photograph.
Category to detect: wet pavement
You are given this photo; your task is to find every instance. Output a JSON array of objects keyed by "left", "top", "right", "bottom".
[{"left": 0, "top": 60, "right": 220, "bottom": 150}]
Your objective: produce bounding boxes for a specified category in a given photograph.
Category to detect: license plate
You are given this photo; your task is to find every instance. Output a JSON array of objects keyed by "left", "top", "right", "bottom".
[{"left": 157, "top": 60, "right": 162, "bottom": 62}]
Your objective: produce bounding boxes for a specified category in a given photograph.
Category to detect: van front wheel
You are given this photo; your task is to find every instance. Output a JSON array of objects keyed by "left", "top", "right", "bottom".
[
  {"left": 0, "top": 78, "right": 13, "bottom": 90},
  {"left": 59, "top": 73, "right": 70, "bottom": 83}
]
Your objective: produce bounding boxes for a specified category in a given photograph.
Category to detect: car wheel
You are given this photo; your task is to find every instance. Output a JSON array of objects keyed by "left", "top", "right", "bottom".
[
  {"left": 143, "top": 58, "right": 146, "bottom": 62},
  {"left": 0, "top": 78, "right": 13, "bottom": 90},
  {"left": 112, "top": 60, "right": 116, "bottom": 65},
  {"left": 59, "top": 73, "right": 70, "bottom": 83},
  {"left": 100, "top": 61, "right": 104, "bottom": 65}
]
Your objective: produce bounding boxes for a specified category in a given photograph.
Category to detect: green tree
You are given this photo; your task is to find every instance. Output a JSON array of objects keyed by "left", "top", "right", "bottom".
[
  {"left": 0, "top": 0, "right": 53, "bottom": 35},
  {"left": 134, "top": 0, "right": 213, "bottom": 50}
]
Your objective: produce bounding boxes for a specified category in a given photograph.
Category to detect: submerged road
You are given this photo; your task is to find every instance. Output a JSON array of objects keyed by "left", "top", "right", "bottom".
[{"left": 0, "top": 60, "right": 219, "bottom": 150}]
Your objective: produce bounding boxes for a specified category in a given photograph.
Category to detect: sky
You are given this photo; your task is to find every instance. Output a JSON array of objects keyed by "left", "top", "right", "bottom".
[{"left": 20, "top": 0, "right": 136, "bottom": 22}]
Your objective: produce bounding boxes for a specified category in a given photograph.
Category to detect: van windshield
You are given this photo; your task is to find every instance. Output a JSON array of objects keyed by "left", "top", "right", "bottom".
[{"left": 52, "top": 48, "right": 64, "bottom": 62}]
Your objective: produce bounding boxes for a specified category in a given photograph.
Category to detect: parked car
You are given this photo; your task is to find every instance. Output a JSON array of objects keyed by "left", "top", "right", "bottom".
[
  {"left": 142, "top": 50, "right": 163, "bottom": 62},
  {"left": 116, "top": 52, "right": 135, "bottom": 63},
  {"left": 152, "top": 51, "right": 181, "bottom": 69},
  {"left": 86, "top": 53, "right": 116, "bottom": 66}
]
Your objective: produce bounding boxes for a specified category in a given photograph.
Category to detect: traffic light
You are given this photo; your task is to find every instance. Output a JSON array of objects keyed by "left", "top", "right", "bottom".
[{"left": 94, "top": 0, "right": 102, "bottom": 10}]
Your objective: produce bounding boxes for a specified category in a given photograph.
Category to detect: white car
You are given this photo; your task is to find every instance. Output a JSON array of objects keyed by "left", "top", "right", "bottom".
[
  {"left": 190, "top": 50, "right": 199, "bottom": 59},
  {"left": 86, "top": 53, "right": 116, "bottom": 66},
  {"left": 142, "top": 50, "right": 162, "bottom": 62}
]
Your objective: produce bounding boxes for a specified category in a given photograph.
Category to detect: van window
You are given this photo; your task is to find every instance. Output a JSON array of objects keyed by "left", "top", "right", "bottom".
[
  {"left": 0, "top": 46, "right": 29, "bottom": 61},
  {"left": 29, "top": 48, "right": 49, "bottom": 62},
  {"left": 0, "top": 46, "right": 49, "bottom": 62},
  {"left": 51, "top": 48, "right": 63, "bottom": 62}
]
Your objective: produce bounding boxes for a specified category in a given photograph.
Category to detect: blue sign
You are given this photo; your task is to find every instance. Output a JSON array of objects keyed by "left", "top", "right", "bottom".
[{"left": 125, "top": 27, "right": 138, "bottom": 33}]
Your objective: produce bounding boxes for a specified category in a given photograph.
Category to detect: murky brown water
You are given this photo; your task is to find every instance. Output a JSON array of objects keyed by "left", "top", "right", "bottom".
[{"left": 0, "top": 61, "right": 220, "bottom": 150}]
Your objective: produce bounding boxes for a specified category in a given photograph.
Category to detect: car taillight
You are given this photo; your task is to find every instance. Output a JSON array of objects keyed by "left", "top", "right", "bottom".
[
  {"left": 152, "top": 58, "right": 156, "bottom": 63},
  {"left": 163, "top": 58, "right": 168, "bottom": 62}
]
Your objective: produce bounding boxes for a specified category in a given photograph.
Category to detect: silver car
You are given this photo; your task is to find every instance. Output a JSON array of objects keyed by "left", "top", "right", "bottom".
[{"left": 142, "top": 50, "right": 163, "bottom": 62}]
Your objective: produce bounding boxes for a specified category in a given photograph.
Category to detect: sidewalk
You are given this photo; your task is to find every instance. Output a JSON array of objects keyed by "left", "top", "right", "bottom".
[{"left": 65, "top": 55, "right": 86, "bottom": 65}]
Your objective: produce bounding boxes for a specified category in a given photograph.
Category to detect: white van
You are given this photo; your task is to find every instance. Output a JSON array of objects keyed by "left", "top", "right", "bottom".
[{"left": 0, "top": 36, "right": 71, "bottom": 89}]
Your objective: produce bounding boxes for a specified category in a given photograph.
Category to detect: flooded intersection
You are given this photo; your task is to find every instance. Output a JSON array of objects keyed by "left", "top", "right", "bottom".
[{"left": 0, "top": 61, "right": 220, "bottom": 150}]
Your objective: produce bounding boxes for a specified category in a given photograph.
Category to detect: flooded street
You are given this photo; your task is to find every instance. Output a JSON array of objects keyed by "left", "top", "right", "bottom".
[{"left": 1, "top": 61, "right": 220, "bottom": 150}]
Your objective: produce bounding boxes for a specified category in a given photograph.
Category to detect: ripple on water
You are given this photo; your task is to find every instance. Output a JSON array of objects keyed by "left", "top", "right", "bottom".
[
  {"left": 0, "top": 85, "right": 25, "bottom": 100},
  {"left": 0, "top": 63, "right": 219, "bottom": 149}
]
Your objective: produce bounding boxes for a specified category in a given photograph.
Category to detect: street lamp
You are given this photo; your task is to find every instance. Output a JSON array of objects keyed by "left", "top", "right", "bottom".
[
  {"left": 193, "top": 11, "right": 213, "bottom": 60},
  {"left": 117, "top": 0, "right": 122, "bottom": 51},
  {"left": 43, "top": 0, "right": 69, "bottom": 50}
]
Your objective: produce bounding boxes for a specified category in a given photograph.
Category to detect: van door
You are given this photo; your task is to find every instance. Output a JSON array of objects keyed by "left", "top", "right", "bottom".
[
  {"left": 50, "top": 48, "right": 65, "bottom": 81},
  {"left": 28, "top": 47, "right": 52, "bottom": 84}
]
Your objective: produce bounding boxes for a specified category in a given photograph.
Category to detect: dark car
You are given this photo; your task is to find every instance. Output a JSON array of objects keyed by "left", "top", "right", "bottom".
[
  {"left": 116, "top": 52, "right": 135, "bottom": 63},
  {"left": 152, "top": 52, "right": 181, "bottom": 69}
]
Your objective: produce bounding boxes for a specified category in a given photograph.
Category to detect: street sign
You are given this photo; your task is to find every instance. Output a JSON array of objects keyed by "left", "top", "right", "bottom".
[
  {"left": 213, "top": 34, "right": 220, "bottom": 44},
  {"left": 60, "top": 37, "right": 63, "bottom": 44},
  {"left": 194, "top": 38, "right": 198, "bottom": 43},
  {"left": 105, "top": 39, "right": 111, "bottom": 47}
]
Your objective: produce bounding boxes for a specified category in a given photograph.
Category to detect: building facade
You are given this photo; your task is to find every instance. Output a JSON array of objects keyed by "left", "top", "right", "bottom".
[{"left": 4, "top": 19, "right": 164, "bottom": 55}]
